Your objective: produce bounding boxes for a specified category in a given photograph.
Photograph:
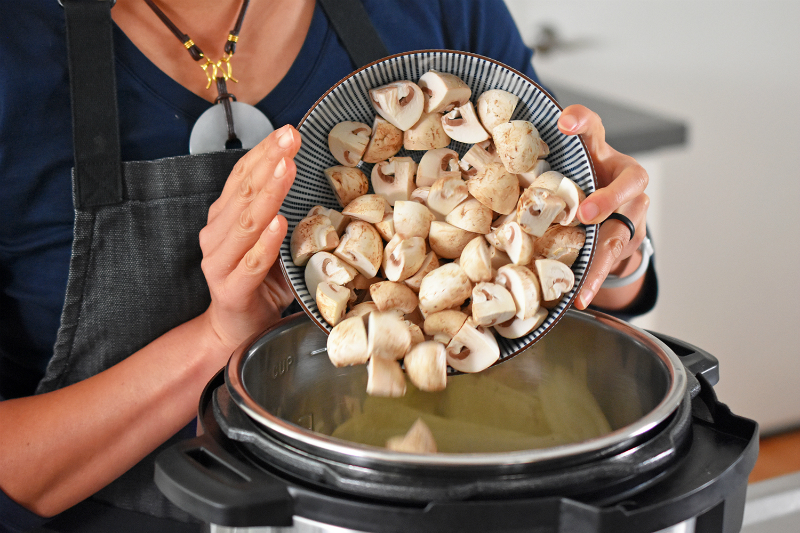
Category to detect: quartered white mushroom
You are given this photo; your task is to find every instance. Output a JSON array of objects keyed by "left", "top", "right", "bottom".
[
  {"left": 333, "top": 220, "right": 383, "bottom": 278},
  {"left": 441, "top": 102, "right": 490, "bottom": 144},
  {"left": 554, "top": 176, "right": 587, "bottom": 226},
  {"left": 415, "top": 148, "right": 461, "bottom": 187},
  {"left": 427, "top": 221, "right": 479, "bottom": 259},
  {"left": 362, "top": 115, "right": 404, "bottom": 164},
  {"left": 423, "top": 310, "right": 468, "bottom": 345},
  {"left": 407, "top": 320, "right": 426, "bottom": 347},
  {"left": 372, "top": 157, "right": 417, "bottom": 206},
  {"left": 316, "top": 281, "right": 351, "bottom": 327},
  {"left": 492, "top": 120, "right": 550, "bottom": 174},
  {"left": 445, "top": 318, "right": 500, "bottom": 373},
  {"left": 368, "top": 310, "right": 412, "bottom": 361},
  {"left": 494, "top": 307, "right": 548, "bottom": 339},
  {"left": 404, "top": 112, "right": 451, "bottom": 151},
  {"left": 471, "top": 282, "right": 517, "bottom": 327},
  {"left": 344, "top": 301, "right": 378, "bottom": 320},
  {"left": 342, "top": 194, "right": 390, "bottom": 225},
  {"left": 326, "top": 315, "right": 369, "bottom": 367},
  {"left": 369, "top": 81, "right": 425, "bottom": 131},
  {"left": 403, "top": 251, "right": 440, "bottom": 293},
  {"left": 427, "top": 175, "right": 470, "bottom": 219},
  {"left": 327, "top": 121, "right": 371, "bottom": 167},
  {"left": 445, "top": 197, "right": 493, "bottom": 235},
  {"left": 418, "top": 262, "right": 473, "bottom": 315},
  {"left": 516, "top": 187, "right": 567, "bottom": 237},
  {"left": 530, "top": 170, "right": 565, "bottom": 193},
  {"left": 304, "top": 251, "right": 358, "bottom": 299},
  {"left": 460, "top": 145, "right": 520, "bottom": 215},
  {"left": 403, "top": 341, "right": 447, "bottom": 392},
  {"left": 517, "top": 159, "right": 552, "bottom": 188},
  {"left": 495, "top": 264, "right": 541, "bottom": 320},
  {"left": 393, "top": 200, "right": 434, "bottom": 239},
  {"left": 535, "top": 258, "right": 576, "bottom": 302},
  {"left": 386, "top": 418, "right": 437, "bottom": 453},
  {"left": 324, "top": 166, "right": 369, "bottom": 208},
  {"left": 459, "top": 236, "right": 493, "bottom": 283},
  {"left": 374, "top": 211, "right": 395, "bottom": 241},
  {"left": 367, "top": 356, "right": 407, "bottom": 397},
  {"left": 497, "top": 221, "right": 534, "bottom": 266},
  {"left": 476, "top": 89, "right": 519, "bottom": 135},
  {"left": 410, "top": 187, "right": 430, "bottom": 205},
  {"left": 290, "top": 214, "right": 339, "bottom": 266},
  {"left": 534, "top": 225, "right": 586, "bottom": 267},
  {"left": 418, "top": 69, "right": 472, "bottom": 114},
  {"left": 369, "top": 280, "right": 420, "bottom": 314},
  {"left": 489, "top": 245, "right": 513, "bottom": 270},
  {"left": 382, "top": 235, "right": 427, "bottom": 283},
  {"left": 306, "top": 205, "right": 350, "bottom": 236}
]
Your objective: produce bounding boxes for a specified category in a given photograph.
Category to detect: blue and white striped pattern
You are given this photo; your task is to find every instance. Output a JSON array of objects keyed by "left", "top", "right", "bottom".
[{"left": 279, "top": 51, "right": 597, "bottom": 368}]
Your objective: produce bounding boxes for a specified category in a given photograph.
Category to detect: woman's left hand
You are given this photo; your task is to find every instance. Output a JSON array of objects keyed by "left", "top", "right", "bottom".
[{"left": 557, "top": 105, "right": 650, "bottom": 310}]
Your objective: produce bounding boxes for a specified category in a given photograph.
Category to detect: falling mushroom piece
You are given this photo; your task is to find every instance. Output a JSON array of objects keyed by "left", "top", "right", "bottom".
[
  {"left": 386, "top": 418, "right": 437, "bottom": 453},
  {"left": 327, "top": 316, "right": 370, "bottom": 367},
  {"left": 403, "top": 341, "right": 448, "bottom": 392},
  {"left": 367, "top": 356, "right": 407, "bottom": 397},
  {"left": 368, "top": 310, "right": 412, "bottom": 361},
  {"left": 327, "top": 121, "right": 371, "bottom": 167}
]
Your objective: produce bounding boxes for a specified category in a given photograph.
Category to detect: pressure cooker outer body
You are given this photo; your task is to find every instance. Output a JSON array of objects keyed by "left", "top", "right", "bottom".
[{"left": 154, "top": 311, "right": 759, "bottom": 532}]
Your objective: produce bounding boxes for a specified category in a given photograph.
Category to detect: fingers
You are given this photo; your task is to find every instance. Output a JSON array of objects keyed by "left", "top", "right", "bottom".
[
  {"left": 575, "top": 194, "right": 649, "bottom": 309},
  {"left": 222, "top": 215, "right": 288, "bottom": 302},
  {"left": 558, "top": 105, "right": 649, "bottom": 225}
]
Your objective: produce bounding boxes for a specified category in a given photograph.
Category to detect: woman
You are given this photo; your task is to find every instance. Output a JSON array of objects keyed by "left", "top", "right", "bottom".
[{"left": 0, "top": 0, "right": 651, "bottom": 530}]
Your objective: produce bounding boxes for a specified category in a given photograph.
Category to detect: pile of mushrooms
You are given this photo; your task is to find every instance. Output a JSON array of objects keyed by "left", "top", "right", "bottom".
[{"left": 290, "top": 70, "right": 587, "bottom": 397}]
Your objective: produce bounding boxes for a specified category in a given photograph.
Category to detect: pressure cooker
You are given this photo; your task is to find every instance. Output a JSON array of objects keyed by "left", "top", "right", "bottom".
[{"left": 154, "top": 310, "right": 758, "bottom": 533}]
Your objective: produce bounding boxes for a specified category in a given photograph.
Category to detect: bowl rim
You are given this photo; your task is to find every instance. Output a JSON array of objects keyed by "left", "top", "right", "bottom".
[{"left": 280, "top": 48, "right": 598, "bottom": 369}]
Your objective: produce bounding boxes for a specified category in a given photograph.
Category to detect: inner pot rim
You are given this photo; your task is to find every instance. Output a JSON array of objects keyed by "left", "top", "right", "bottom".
[{"left": 225, "top": 309, "right": 687, "bottom": 467}]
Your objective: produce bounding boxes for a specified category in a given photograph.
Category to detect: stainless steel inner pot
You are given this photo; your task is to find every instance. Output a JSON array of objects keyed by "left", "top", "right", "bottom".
[{"left": 225, "top": 309, "right": 687, "bottom": 471}]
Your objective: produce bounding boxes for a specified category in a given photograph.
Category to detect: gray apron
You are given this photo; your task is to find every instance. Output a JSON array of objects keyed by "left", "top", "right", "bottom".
[{"left": 37, "top": 0, "right": 387, "bottom": 527}]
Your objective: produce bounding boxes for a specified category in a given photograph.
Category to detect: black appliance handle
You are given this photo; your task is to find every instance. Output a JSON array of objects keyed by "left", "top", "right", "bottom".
[
  {"left": 154, "top": 432, "right": 294, "bottom": 528},
  {"left": 647, "top": 329, "right": 720, "bottom": 390}
]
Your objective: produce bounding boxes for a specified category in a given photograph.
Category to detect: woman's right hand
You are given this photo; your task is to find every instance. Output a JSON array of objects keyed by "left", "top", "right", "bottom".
[{"left": 198, "top": 124, "right": 301, "bottom": 354}]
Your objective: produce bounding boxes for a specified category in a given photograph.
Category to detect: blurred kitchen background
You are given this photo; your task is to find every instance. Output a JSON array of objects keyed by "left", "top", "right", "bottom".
[{"left": 502, "top": 0, "right": 800, "bottom": 437}]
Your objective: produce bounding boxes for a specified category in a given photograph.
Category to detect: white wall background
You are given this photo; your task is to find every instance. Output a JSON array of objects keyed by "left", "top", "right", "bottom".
[{"left": 503, "top": 0, "right": 800, "bottom": 434}]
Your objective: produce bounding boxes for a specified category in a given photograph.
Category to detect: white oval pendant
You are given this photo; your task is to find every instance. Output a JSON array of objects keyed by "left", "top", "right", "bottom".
[{"left": 189, "top": 101, "right": 274, "bottom": 154}]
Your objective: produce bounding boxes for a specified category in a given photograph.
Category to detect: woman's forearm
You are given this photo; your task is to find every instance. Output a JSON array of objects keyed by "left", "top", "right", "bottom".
[{"left": 0, "top": 312, "right": 229, "bottom": 518}]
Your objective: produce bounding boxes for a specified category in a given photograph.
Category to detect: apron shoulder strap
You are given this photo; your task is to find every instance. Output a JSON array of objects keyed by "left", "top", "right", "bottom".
[{"left": 316, "top": 0, "right": 389, "bottom": 68}]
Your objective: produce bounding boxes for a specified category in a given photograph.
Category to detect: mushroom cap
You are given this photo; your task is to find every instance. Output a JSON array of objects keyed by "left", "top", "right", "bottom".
[
  {"left": 403, "top": 341, "right": 448, "bottom": 392},
  {"left": 427, "top": 175, "right": 470, "bottom": 219},
  {"left": 404, "top": 112, "right": 451, "bottom": 151},
  {"left": 369, "top": 81, "right": 425, "bottom": 131},
  {"left": 403, "top": 251, "right": 440, "bottom": 293},
  {"left": 304, "top": 251, "right": 358, "bottom": 299},
  {"left": 471, "top": 282, "right": 517, "bottom": 327},
  {"left": 459, "top": 236, "right": 493, "bottom": 283},
  {"left": 534, "top": 258, "right": 576, "bottom": 302},
  {"left": 393, "top": 200, "right": 434, "bottom": 239},
  {"left": 445, "top": 197, "right": 493, "bottom": 235},
  {"left": 516, "top": 187, "right": 567, "bottom": 237},
  {"left": 327, "top": 316, "right": 370, "bottom": 367},
  {"left": 386, "top": 418, "right": 438, "bottom": 453},
  {"left": 492, "top": 121, "right": 550, "bottom": 174},
  {"left": 423, "top": 309, "right": 469, "bottom": 345},
  {"left": 370, "top": 157, "right": 418, "bottom": 207},
  {"left": 466, "top": 167, "right": 520, "bottom": 215},
  {"left": 418, "top": 69, "right": 472, "bottom": 114},
  {"left": 342, "top": 194, "right": 390, "bottom": 224},
  {"left": 441, "top": 101, "right": 490, "bottom": 144},
  {"left": 290, "top": 214, "right": 339, "bottom": 266},
  {"left": 427, "top": 221, "right": 479, "bottom": 259},
  {"left": 418, "top": 262, "right": 473, "bottom": 315},
  {"left": 368, "top": 310, "right": 412, "bottom": 361},
  {"left": 494, "top": 307, "right": 548, "bottom": 339},
  {"left": 496, "top": 264, "right": 541, "bottom": 320},
  {"left": 334, "top": 220, "right": 384, "bottom": 278},
  {"left": 316, "top": 281, "right": 351, "bottom": 327},
  {"left": 367, "top": 356, "right": 407, "bottom": 397},
  {"left": 476, "top": 89, "right": 520, "bottom": 135},
  {"left": 362, "top": 115, "right": 404, "bottom": 164},
  {"left": 369, "top": 280, "right": 420, "bottom": 314},
  {"left": 327, "top": 121, "right": 371, "bottom": 167},
  {"left": 416, "top": 148, "right": 461, "bottom": 188},
  {"left": 344, "top": 301, "right": 378, "bottom": 321},
  {"left": 445, "top": 318, "right": 500, "bottom": 373},
  {"left": 324, "top": 166, "right": 369, "bottom": 208}
]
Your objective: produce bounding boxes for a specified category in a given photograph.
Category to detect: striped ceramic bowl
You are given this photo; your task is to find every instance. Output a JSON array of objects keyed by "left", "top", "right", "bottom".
[{"left": 279, "top": 50, "right": 597, "bottom": 371}]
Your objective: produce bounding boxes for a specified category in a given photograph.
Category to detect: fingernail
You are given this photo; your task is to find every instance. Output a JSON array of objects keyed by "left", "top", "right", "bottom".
[
  {"left": 268, "top": 217, "right": 281, "bottom": 233},
  {"left": 560, "top": 114, "right": 578, "bottom": 133},
  {"left": 579, "top": 288, "right": 594, "bottom": 309},
  {"left": 274, "top": 158, "right": 287, "bottom": 179},
  {"left": 277, "top": 127, "right": 294, "bottom": 148},
  {"left": 580, "top": 201, "right": 599, "bottom": 222}
]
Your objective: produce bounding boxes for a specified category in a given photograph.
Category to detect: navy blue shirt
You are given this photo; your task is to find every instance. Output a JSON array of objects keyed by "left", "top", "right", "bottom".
[{"left": 1, "top": 0, "right": 541, "bottom": 528}]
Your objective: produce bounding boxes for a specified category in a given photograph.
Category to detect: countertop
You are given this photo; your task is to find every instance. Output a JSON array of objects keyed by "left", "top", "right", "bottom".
[{"left": 741, "top": 472, "right": 800, "bottom": 533}]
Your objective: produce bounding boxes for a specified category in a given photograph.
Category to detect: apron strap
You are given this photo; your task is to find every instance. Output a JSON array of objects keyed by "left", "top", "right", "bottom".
[
  {"left": 317, "top": 0, "right": 389, "bottom": 68},
  {"left": 62, "top": 0, "right": 123, "bottom": 209}
]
